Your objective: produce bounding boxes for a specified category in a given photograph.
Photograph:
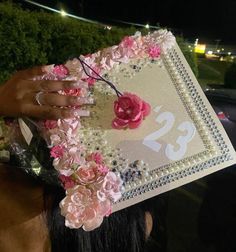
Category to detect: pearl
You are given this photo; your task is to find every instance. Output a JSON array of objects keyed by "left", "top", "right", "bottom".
[
  {"left": 144, "top": 171, "right": 149, "bottom": 177},
  {"left": 142, "top": 178, "right": 147, "bottom": 183},
  {"left": 131, "top": 182, "right": 137, "bottom": 187},
  {"left": 125, "top": 184, "right": 131, "bottom": 190},
  {"left": 178, "top": 163, "right": 185, "bottom": 169},
  {"left": 194, "top": 156, "right": 201, "bottom": 162},
  {"left": 211, "top": 150, "right": 218, "bottom": 156},
  {"left": 152, "top": 173, "right": 158, "bottom": 179},
  {"left": 121, "top": 186, "right": 126, "bottom": 192},
  {"left": 137, "top": 180, "right": 142, "bottom": 185}
]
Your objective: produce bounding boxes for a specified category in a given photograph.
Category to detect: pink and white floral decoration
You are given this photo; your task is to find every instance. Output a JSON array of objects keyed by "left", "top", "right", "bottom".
[{"left": 40, "top": 30, "right": 175, "bottom": 231}]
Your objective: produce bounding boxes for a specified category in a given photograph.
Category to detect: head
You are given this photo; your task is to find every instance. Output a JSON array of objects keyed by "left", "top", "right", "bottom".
[
  {"left": 4, "top": 115, "right": 156, "bottom": 252},
  {"left": 44, "top": 185, "right": 153, "bottom": 252}
]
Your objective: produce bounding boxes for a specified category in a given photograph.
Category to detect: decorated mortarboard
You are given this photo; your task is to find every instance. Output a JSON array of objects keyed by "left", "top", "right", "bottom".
[{"left": 16, "top": 30, "right": 236, "bottom": 231}]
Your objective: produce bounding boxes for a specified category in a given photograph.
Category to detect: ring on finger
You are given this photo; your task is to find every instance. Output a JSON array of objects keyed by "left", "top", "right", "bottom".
[{"left": 35, "top": 91, "right": 44, "bottom": 106}]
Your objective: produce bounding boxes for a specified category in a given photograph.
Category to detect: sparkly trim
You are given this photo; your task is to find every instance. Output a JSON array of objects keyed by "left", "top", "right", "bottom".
[{"left": 116, "top": 46, "right": 233, "bottom": 203}]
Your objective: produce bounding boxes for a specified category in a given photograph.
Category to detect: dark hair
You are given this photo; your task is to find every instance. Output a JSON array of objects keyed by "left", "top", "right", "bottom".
[
  {"left": 7, "top": 123, "right": 153, "bottom": 252},
  {"left": 44, "top": 185, "right": 149, "bottom": 252}
]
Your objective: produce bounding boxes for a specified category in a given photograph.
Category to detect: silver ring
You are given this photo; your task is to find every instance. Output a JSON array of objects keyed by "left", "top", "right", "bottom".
[{"left": 35, "top": 91, "right": 44, "bottom": 106}]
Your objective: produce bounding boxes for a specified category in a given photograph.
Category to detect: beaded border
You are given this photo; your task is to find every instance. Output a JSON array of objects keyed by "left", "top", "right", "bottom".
[{"left": 117, "top": 46, "right": 233, "bottom": 202}]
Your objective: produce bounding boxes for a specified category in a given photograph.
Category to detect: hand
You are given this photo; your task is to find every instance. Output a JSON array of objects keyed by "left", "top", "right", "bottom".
[{"left": 0, "top": 66, "right": 93, "bottom": 119}]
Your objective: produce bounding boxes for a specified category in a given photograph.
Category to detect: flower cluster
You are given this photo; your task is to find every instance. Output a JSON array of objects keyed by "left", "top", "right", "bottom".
[
  {"left": 65, "top": 29, "right": 175, "bottom": 86},
  {"left": 43, "top": 114, "right": 123, "bottom": 231},
  {"left": 41, "top": 64, "right": 123, "bottom": 231},
  {"left": 59, "top": 153, "right": 122, "bottom": 231}
]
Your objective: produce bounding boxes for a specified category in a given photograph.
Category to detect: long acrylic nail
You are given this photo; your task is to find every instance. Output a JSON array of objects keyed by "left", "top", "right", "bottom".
[
  {"left": 73, "top": 110, "right": 90, "bottom": 117},
  {"left": 71, "top": 81, "right": 88, "bottom": 88},
  {"left": 42, "top": 64, "right": 55, "bottom": 73},
  {"left": 76, "top": 97, "right": 94, "bottom": 105},
  {"left": 66, "top": 76, "right": 78, "bottom": 81}
]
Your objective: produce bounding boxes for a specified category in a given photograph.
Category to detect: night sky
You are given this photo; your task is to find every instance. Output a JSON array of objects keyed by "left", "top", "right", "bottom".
[{"left": 20, "top": 0, "right": 236, "bottom": 44}]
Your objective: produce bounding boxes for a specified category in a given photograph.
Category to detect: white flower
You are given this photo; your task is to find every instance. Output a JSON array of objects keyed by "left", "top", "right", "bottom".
[{"left": 153, "top": 29, "right": 176, "bottom": 53}]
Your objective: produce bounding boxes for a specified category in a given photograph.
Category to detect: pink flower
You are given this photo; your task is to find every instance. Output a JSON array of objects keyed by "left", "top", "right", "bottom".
[
  {"left": 53, "top": 145, "right": 85, "bottom": 176},
  {"left": 97, "top": 165, "right": 109, "bottom": 175},
  {"left": 59, "top": 175, "right": 76, "bottom": 189},
  {"left": 44, "top": 120, "right": 58, "bottom": 130},
  {"left": 50, "top": 134, "right": 62, "bottom": 146},
  {"left": 81, "top": 66, "right": 101, "bottom": 86},
  {"left": 60, "top": 186, "right": 111, "bottom": 230},
  {"left": 50, "top": 145, "right": 65, "bottom": 158},
  {"left": 76, "top": 163, "right": 104, "bottom": 185},
  {"left": 112, "top": 93, "right": 151, "bottom": 129},
  {"left": 98, "top": 46, "right": 125, "bottom": 70},
  {"left": 58, "top": 118, "right": 81, "bottom": 132},
  {"left": 97, "top": 172, "right": 123, "bottom": 202},
  {"left": 120, "top": 36, "right": 135, "bottom": 48},
  {"left": 52, "top": 65, "right": 69, "bottom": 79},
  {"left": 148, "top": 45, "right": 161, "bottom": 58},
  {"left": 217, "top": 112, "right": 227, "bottom": 120},
  {"left": 87, "top": 152, "right": 103, "bottom": 164}
]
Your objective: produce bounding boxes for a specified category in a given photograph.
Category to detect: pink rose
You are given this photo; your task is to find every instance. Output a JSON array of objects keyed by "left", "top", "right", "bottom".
[
  {"left": 120, "top": 36, "right": 135, "bottom": 48},
  {"left": 148, "top": 45, "right": 161, "bottom": 58},
  {"left": 60, "top": 186, "right": 111, "bottom": 231},
  {"left": 59, "top": 175, "right": 76, "bottom": 189},
  {"left": 97, "top": 164, "right": 109, "bottom": 175},
  {"left": 86, "top": 152, "right": 103, "bottom": 164},
  {"left": 97, "top": 172, "right": 123, "bottom": 202},
  {"left": 76, "top": 163, "right": 103, "bottom": 185},
  {"left": 52, "top": 65, "right": 69, "bottom": 79},
  {"left": 112, "top": 92, "right": 151, "bottom": 129},
  {"left": 50, "top": 145, "right": 64, "bottom": 158},
  {"left": 81, "top": 65, "right": 101, "bottom": 86},
  {"left": 118, "top": 34, "right": 147, "bottom": 59},
  {"left": 58, "top": 118, "right": 80, "bottom": 132},
  {"left": 50, "top": 134, "right": 62, "bottom": 146},
  {"left": 53, "top": 147, "right": 83, "bottom": 176},
  {"left": 44, "top": 120, "right": 58, "bottom": 130}
]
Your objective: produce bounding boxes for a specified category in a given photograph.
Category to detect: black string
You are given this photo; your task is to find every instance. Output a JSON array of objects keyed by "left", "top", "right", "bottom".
[{"left": 78, "top": 58, "right": 123, "bottom": 97}]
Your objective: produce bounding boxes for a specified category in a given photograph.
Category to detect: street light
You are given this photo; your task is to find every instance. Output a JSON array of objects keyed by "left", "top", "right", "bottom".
[
  {"left": 145, "top": 24, "right": 150, "bottom": 29},
  {"left": 60, "top": 10, "right": 67, "bottom": 16},
  {"left": 104, "top": 26, "right": 112, "bottom": 30}
]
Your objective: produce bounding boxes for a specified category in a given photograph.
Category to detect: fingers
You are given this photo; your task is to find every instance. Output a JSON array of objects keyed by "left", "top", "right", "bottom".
[
  {"left": 39, "top": 93, "right": 94, "bottom": 107},
  {"left": 23, "top": 104, "right": 90, "bottom": 120},
  {"left": 17, "top": 66, "right": 48, "bottom": 79},
  {"left": 10, "top": 65, "right": 94, "bottom": 120},
  {"left": 30, "top": 80, "right": 88, "bottom": 92}
]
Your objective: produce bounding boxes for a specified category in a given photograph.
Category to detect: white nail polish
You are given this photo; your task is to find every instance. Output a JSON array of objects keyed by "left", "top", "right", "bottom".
[
  {"left": 74, "top": 110, "right": 90, "bottom": 117},
  {"left": 66, "top": 76, "right": 78, "bottom": 81},
  {"left": 43, "top": 64, "right": 55, "bottom": 73},
  {"left": 82, "top": 97, "right": 94, "bottom": 104},
  {"left": 71, "top": 81, "right": 89, "bottom": 88}
]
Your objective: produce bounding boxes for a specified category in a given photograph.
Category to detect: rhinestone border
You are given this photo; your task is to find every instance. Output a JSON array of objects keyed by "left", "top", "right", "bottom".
[{"left": 117, "top": 46, "right": 233, "bottom": 203}]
